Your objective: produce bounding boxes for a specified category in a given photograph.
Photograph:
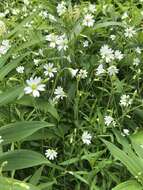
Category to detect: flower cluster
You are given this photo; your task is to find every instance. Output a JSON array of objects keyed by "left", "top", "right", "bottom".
[{"left": 46, "top": 33, "right": 68, "bottom": 51}]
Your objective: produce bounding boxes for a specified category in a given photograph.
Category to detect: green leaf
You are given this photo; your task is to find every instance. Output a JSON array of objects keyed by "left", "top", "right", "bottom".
[
  {"left": 103, "top": 140, "right": 142, "bottom": 177},
  {"left": 94, "top": 21, "right": 123, "bottom": 30},
  {"left": 0, "top": 176, "right": 40, "bottom": 190},
  {"left": 16, "top": 96, "right": 60, "bottom": 120},
  {"left": 0, "top": 86, "right": 23, "bottom": 106},
  {"left": 0, "top": 121, "right": 54, "bottom": 145},
  {"left": 29, "top": 166, "right": 44, "bottom": 185},
  {"left": 131, "top": 130, "right": 143, "bottom": 145},
  {"left": 38, "top": 179, "right": 57, "bottom": 189},
  {"left": 60, "top": 151, "right": 103, "bottom": 166},
  {"left": 0, "top": 149, "right": 49, "bottom": 171},
  {"left": 112, "top": 180, "right": 142, "bottom": 190},
  {"left": 0, "top": 52, "right": 30, "bottom": 81}
]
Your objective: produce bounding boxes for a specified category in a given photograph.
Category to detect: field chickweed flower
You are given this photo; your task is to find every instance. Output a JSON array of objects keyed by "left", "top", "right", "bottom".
[
  {"left": 0, "top": 136, "right": 3, "bottom": 144},
  {"left": 121, "top": 12, "right": 128, "bottom": 20},
  {"left": 88, "top": 4, "right": 96, "bottom": 13},
  {"left": 124, "top": 27, "right": 136, "bottom": 38},
  {"left": 24, "top": 77, "right": 46, "bottom": 97},
  {"left": 83, "top": 40, "right": 89, "bottom": 47},
  {"left": 100, "top": 45, "right": 114, "bottom": 63},
  {"left": 96, "top": 64, "right": 105, "bottom": 76},
  {"left": 69, "top": 68, "right": 78, "bottom": 78},
  {"left": 54, "top": 86, "right": 67, "bottom": 100},
  {"left": 16, "top": 66, "right": 25, "bottom": 74},
  {"left": 44, "top": 63, "right": 57, "bottom": 78},
  {"left": 120, "top": 95, "right": 132, "bottom": 107},
  {"left": 0, "top": 40, "right": 11, "bottom": 55},
  {"left": 107, "top": 66, "right": 119, "bottom": 76},
  {"left": 56, "top": 34, "right": 68, "bottom": 51},
  {"left": 23, "top": 0, "right": 30, "bottom": 5},
  {"left": 114, "top": 50, "right": 124, "bottom": 61},
  {"left": 133, "top": 58, "right": 140, "bottom": 66},
  {"left": 104, "top": 116, "right": 115, "bottom": 126},
  {"left": 123, "top": 129, "right": 130, "bottom": 136},
  {"left": 83, "top": 14, "right": 95, "bottom": 27},
  {"left": 46, "top": 34, "right": 58, "bottom": 48},
  {"left": 57, "top": 1, "right": 67, "bottom": 16},
  {"left": 77, "top": 69, "right": 88, "bottom": 79},
  {"left": 110, "top": 35, "right": 116, "bottom": 41},
  {"left": 45, "top": 149, "right": 57, "bottom": 160},
  {"left": 82, "top": 131, "right": 92, "bottom": 145},
  {"left": 33, "top": 59, "right": 40, "bottom": 66},
  {"left": 135, "top": 47, "right": 141, "bottom": 54}
]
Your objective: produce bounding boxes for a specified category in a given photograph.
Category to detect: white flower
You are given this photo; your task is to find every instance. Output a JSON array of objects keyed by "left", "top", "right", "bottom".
[
  {"left": 23, "top": 0, "right": 29, "bottom": 5},
  {"left": 24, "top": 77, "right": 46, "bottom": 97},
  {"left": 46, "top": 33, "right": 58, "bottom": 48},
  {"left": 57, "top": 1, "right": 67, "bottom": 16},
  {"left": 40, "top": 11, "right": 48, "bottom": 19},
  {"left": 123, "top": 129, "right": 130, "bottom": 136},
  {"left": 88, "top": 4, "right": 96, "bottom": 13},
  {"left": 121, "top": 12, "right": 128, "bottom": 20},
  {"left": 84, "top": 4, "right": 96, "bottom": 13},
  {"left": 120, "top": 94, "right": 132, "bottom": 107},
  {"left": 83, "top": 14, "right": 95, "bottom": 27},
  {"left": 45, "top": 149, "right": 57, "bottom": 160},
  {"left": 110, "top": 35, "right": 116, "bottom": 40},
  {"left": 0, "top": 20, "right": 6, "bottom": 35},
  {"left": 107, "top": 66, "right": 119, "bottom": 76},
  {"left": 77, "top": 69, "right": 88, "bottom": 79},
  {"left": 124, "top": 27, "right": 136, "bottom": 38},
  {"left": 54, "top": 86, "right": 67, "bottom": 100},
  {"left": 133, "top": 58, "right": 140, "bottom": 66},
  {"left": 100, "top": 45, "right": 114, "bottom": 63},
  {"left": 104, "top": 116, "right": 114, "bottom": 126},
  {"left": 44, "top": 63, "right": 57, "bottom": 78},
  {"left": 0, "top": 136, "right": 3, "bottom": 144},
  {"left": 0, "top": 40, "right": 11, "bottom": 55},
  {"left": 16, "top": 66, "right": 24, "bottom": 74},
  {"left": 56, "top": 34, "right": 68, "bottom": 51},
  {"left": 33, "top": 59, "right": 40, "bottom": 66},
  {"left": 48, "top": 14, "right": 57, "bottom": 22},
  {"left": 135, "top": 47, "right": 141, "bottom": 54},
  {"left": 0, "top": 13, "right": 5, "bottom": 18},
  {"left": 114, "top": 50, "right": 124, "bottom": 61},
  {"left": 82, "top": 131, "right": 92, "bottom": 145},
  {"left": 83, "top": 40, "right": 89, "bottom": 47},
  {"left": 96, "top": 64, "right": 105, "bottom": 76},
  {"left": 69, "top": 68, "right": 78, "bottom": 78}
]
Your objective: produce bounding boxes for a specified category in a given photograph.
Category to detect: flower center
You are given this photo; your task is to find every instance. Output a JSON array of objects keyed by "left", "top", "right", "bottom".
[{"left": 31, "top": 84, "right": 37, "bottom": 90}]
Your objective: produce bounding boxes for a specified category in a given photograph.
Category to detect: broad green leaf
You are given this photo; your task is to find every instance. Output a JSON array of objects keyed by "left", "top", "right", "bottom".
[
  {"left": 103, "top": 140, "right": 142, "bottom": 177},
  {"left": 29, "top": 166, "right": 44, "bottom": 185},
  {"left": 112, "top": 180, "right": 142, "bottom": 190},
  {"left": 94, "top": 21, "right": 123, "bottom": 30},
  {"left": 68, "top": 171, "right": 89, "bottom": 185},
  {"left": 0, "top": 176, "right": 40, "bottom": 190},
  {"left": 0, "top": 86, "right": 23, "bottom": 106},
  {"left": 131, "top": 130, "right": 143, "bottom": 145},
  {"left": 0, "top": 149, "right": 49, "bottom": 171},
  {"left": 132, "top": 142, "right": 143, "bottom": 159},
  {"left": 0, "top": 121, "right": 54, "bottom": 145}
]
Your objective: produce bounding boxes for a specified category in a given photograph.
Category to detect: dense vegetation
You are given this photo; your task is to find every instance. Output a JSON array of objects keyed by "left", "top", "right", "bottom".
[{"left": 0, "top": 0, "right": 143, "bottom": 189}]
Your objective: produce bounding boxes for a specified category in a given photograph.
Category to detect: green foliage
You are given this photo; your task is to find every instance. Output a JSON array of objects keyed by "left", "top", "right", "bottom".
[{"left": 0, "top": 0, "right": 143, "bottom": 189}]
